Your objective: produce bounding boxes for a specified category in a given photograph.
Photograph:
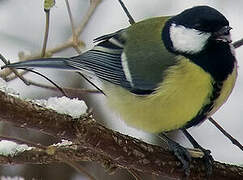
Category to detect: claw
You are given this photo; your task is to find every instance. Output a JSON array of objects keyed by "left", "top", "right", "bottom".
[
  {"left": 201, "top": 148, "right": 214, "bottom": 176},
  {"left": 181, "top": 128, "right": 214, "bottom": 176},
  {"left": 159, "top": 133, "right": 192, "bottom": 176},
  {"left": 167, "top": 139, "right": 192, "bottom": 176}
]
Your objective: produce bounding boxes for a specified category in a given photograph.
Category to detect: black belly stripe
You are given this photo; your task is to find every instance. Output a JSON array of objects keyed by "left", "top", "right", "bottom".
[
  {"left": 130, "top": 89, "right": 155, "bottom": 95},
  {"left": 184, "top": 81, "right": 223, "bottom": 128}
]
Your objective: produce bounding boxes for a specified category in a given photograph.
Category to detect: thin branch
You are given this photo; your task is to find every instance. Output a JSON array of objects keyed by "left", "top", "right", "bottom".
[
  {"left": 233, "top": 38, "right": 243, "bottom": 48},
  {"left": 15, "top": 69, "right": 101, "bottom": 96},
  {"left": 0, "top": 54, "right": 30, "bottom": 85},
  {"left": 117, "top": 0, "right": 135, "bottom": 24},
  {"left": 65, "top": 0, "right": 81, "bottom": 54},
  {"left": 77, "top": 72, "right": 105, "bottom": 96},
  {"left": 208, "top": 117, "right": 243, "bottom": 151},
  {"left": 65, "top": 0, "right": 75, "bottom": 35},
  {"left": 16, "top": 68, "right": 67, "bottom": 97},
  {"left": 41, "top": 9, "right": 51, "bottom": 57},
  {"left": 25, "top": 80, "right": 100, "bottom": 95},
  {"left": 75, "top": 0, "right": 102, "bottom": 37},
  {"left": 127, "top": 169, "right": 142, "bottom": 180}
]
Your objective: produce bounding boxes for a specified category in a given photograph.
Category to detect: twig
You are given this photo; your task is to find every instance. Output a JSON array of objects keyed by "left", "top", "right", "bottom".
[
  {"left": 233, "top": 38, "right": 243, "bottom": 48},
  {"left": 25, "top": 80, "right": 100, "bottom": 95},
  {"left": 208, "top": 117, "right": 243, "bottom": 151},
  {"left": 65, "top": 0, "right": 81, "bottom": 54},
  {"left": 65, "top": 0, "right": 75, "bottom": 34},
  {"left": 117, "top": 0, "right": 135, "bottom": 24},
  {"left": 16, "top": 68, "right": 67, "bottom": 97},
  {"left": 14, "top": 71, "right": 100, "bottom": 96},
  {"left": 0, "top": 54, "right": 30, "bottom": 85},
  {"left": 77, "top": 72, "right": 106, "bottom": 96},
  {"left": 127, "top": 169, "right": 142, "bottom": 180},
  {"left": 75, "top": 0, "right": 102, "bottom": 37},
  {"left": 41, "top": 9, "right": 51, "bottom": 57},
  {"left": 1, "top": 68, "right": 100, "bottom": 95}
]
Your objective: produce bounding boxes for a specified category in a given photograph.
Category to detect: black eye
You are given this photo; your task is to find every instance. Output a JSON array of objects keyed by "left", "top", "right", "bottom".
[
  {"left": 224, "top": 27, "right": 232, "bottom": 35},
  {"left": 219, "top": 26, "right": 232, "bottom": 36}
]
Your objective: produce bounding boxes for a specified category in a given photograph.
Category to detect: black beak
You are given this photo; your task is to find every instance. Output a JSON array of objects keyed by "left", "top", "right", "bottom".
[{"left": 213, "top": 26, "right": 232, "bottom": 43}]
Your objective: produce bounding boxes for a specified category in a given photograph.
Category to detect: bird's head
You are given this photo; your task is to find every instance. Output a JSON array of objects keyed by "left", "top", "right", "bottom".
[{"left": 162, "top": 6, "right": 232, "bottom": 55}]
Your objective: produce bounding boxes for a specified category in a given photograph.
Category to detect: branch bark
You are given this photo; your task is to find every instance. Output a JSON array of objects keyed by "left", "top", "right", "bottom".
[{"left": 0, "top": 91, "right": 243, "bottom": 179}]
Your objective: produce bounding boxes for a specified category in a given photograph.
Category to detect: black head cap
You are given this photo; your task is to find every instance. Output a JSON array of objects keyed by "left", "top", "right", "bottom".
[
  {"left": 162, "top": 6, "right": 235, "bottom": 82},
  {"left": 172, "top": 6, "right": 229, "bottom": 33}
]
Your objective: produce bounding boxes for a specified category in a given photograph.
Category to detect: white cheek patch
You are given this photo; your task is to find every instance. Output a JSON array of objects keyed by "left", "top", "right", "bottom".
[
  {"left": 170, "top": 23, "right": 211, "bottom": 54},
  {"left": 121, "top": 52, "right": 134, "bottom": 87}
]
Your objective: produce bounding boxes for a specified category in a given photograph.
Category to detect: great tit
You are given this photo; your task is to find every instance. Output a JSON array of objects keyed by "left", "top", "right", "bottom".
[{"left": 2, "top": 5, "right": 237, "bottom": 174}]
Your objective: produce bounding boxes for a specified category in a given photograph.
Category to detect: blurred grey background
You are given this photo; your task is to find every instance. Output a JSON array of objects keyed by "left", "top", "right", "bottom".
[{"left": 0, "top": 0, "right": 242, "bottom": 179}]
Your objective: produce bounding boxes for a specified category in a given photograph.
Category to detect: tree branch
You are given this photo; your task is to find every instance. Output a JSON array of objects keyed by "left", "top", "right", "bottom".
[
  {"left": 209, "top": 117, "right": 243, "bottom": 151},
  {"left": 233, "top": 38, "right": 243, "bottom": 48},
  {"left": 0, "top": 91, "right": 242, "bottom": 179}
]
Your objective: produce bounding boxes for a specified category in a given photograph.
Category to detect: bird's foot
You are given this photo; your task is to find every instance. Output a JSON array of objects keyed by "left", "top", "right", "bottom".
[
  {"left": 181, "top": 128, "right": 214, "bottom": 176},
  {"left": 200, "top": 148, "right": 214, "bottom": 176},
  {"left": 167, "top": 138, "right": 192, "bottom": 176}
]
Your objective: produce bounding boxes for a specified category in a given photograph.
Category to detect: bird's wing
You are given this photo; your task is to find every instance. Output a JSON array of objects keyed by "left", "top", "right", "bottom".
[
  {"left": 68, "top": 17, "right": 176, "bottom": 95},
  {"left": 3, "top": 17, "right": 177, "bottom": 95},
  {"left": 66, "top": 29, "right": 135, "bottom": 92}
]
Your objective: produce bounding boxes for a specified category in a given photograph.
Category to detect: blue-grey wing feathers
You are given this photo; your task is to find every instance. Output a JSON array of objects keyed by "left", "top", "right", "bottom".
[
  {"left": 67, "top": 48, "right": 132, "bottom": 89},
  {"left": 3, "top": 29, "right": 160, "bottom": 95}
]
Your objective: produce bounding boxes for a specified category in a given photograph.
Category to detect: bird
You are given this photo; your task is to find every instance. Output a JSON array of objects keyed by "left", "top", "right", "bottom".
[{"left": 2, "top": 5, "right": 237, "bottom": 175}]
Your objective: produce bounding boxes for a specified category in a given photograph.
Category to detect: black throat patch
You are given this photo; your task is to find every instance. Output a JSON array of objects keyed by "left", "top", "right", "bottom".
[
  {"left": 184, "top": 41, "right": 235, "bottom": 128},
  {"left": 189, "top": 41, "right": 235, "bottom": 82}
]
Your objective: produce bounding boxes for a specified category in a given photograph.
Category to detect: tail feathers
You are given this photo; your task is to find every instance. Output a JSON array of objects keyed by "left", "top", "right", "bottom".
[{"left": 1, "top": 50, "right": 126, "bottom": 88}]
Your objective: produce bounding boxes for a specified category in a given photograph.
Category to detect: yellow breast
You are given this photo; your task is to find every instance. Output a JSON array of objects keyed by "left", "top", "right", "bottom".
[
  {"left": 104, "top": 57, "right": 215, "bottom": 133},
  {"left": 209, "top": 62, "right": 237, "bottom": 116}
]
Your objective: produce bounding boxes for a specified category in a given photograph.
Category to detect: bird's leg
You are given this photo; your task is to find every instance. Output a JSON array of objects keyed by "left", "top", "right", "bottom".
[
  {"left": 181, "top": 128, "right": 213, "bottom": 175},
  {"left": 159, "top": 133, "right": 191, "bottom": 176}
]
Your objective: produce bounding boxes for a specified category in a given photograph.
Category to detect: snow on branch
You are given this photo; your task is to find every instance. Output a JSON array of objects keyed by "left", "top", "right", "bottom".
[
  {"left": 34, "top": 96, "right": 88, "bottom": 119},
  {"left": 0, "top": 140, "right": 32, "bottom": 157},
  {"left": 0, "top": 177, "right": 24, "bottom": 180}
]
